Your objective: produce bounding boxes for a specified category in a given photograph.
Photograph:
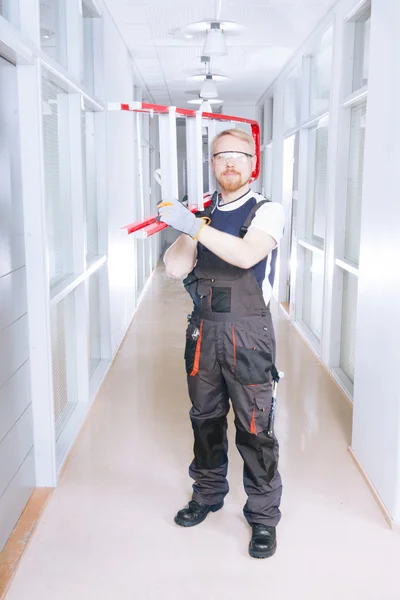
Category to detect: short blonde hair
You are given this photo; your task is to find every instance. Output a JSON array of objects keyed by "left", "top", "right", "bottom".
[{"left": 211, "top": 128, "right": 255, "bottom": 156}]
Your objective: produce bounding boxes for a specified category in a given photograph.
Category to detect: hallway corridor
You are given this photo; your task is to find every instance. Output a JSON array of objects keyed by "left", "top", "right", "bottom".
[{"left": 6, "top": 267, "right": 400, "bottom": 600}]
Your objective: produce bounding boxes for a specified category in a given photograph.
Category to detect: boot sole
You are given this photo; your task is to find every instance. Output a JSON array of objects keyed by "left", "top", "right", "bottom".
[
  {"left": 174, "top": 502, "right": 224, "bottom": 527},
  {"left": 249, "top": 541, "right": 277, "bottom": 559}
]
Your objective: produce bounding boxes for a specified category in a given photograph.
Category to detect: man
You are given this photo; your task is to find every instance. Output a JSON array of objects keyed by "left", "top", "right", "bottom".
[{"left": 158, "top": 128, "right": 285, "bottom": 559}]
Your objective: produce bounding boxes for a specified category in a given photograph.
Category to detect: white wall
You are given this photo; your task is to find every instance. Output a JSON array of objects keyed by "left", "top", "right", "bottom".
[{"left": 351, "top": 0, "right": 400, "bottom": 524}]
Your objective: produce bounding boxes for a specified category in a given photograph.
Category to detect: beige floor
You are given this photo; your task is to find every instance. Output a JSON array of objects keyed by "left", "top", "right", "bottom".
[{"left": 6, "top": 266, "right": 400, "bottom": 600}]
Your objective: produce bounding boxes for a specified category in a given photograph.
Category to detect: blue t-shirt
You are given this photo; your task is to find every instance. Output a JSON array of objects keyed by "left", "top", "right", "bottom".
[{"left": 200, "top": 190, "right": 278, "bottom": 292}]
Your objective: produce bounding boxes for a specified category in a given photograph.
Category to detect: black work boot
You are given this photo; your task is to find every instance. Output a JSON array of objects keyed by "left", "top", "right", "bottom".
[
  {"left": 249, "top": 524, "right": 277, "bottom": 558},
  {"left": 174, "top": 500, "right": 224, "bottom": 527}
]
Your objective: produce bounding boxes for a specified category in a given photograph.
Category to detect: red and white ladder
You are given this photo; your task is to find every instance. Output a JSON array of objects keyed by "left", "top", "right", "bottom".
[{"left": 108, "top": 102, "right": 260, "bottom": 238}]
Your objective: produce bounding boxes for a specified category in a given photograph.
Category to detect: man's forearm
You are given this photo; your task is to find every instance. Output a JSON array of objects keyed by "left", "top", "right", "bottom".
[
  {"left": 164, "top": 233, "right": 198, "bottom": 278},
  {"left": 197, "top": 223, "right": 274, "bottom": 270}
]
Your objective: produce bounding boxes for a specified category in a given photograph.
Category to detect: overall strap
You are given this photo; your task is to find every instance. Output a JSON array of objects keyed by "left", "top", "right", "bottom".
[{"left": 239, "top": 199, "right": 271, "bottom": 239}]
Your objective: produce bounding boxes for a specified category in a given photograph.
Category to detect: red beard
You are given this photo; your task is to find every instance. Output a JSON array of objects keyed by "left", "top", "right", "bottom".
[{"left": 218, "top": 170, "right": 243, "bottom": 192}]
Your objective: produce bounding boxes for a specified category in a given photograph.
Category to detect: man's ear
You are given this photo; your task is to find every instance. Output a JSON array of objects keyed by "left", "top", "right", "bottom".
[{"left": 211, "top": 157, "right": 216, "bottom": 173}]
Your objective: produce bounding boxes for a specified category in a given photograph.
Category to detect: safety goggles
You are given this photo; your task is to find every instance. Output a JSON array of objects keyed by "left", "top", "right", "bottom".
[{"left": 212, "top": 151, "right": 254, "bottom": 164}]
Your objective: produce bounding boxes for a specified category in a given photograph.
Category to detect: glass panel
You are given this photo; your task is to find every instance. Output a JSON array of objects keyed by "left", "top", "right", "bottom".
[
  {"left": 353, "top": 10, "right": 371, "bottom": 91},
  {"left": 40, "top": 0, "right": 66, "bottom": 67},
  {"left": 302, "top": 249, "right": 324, "bottom": 340},
  {"left": 344, "top": 101, "right": 366, "bottom": 265},
  {"left": 0, "top": 0, "right": 15, "bottom": 21},
  {"left": 87, "top": 271, "right": 101, "bottom": 378},
  {"left": 51, "top": 292, "right": 78, "bottom": 438},
  {"left": 340, "top": 272, "right": 358, "bottom": 382},
  {"left": 309, "top": 27, "right": 333, "bottom": 116},
  {"left": 42, "top": 78, "right": 73, "bottom": 287},
  {"left": 306, "top": 119, "right": 329, "bottom": 245},
  {"left": 82, "top": 108, "right": 99, "bottom": 259},
  {"left": 82, "top": 4, "right": 95, "bottom": 92},
  {"left": 283, "top": 64, "right": 301, "bottom": 131}
]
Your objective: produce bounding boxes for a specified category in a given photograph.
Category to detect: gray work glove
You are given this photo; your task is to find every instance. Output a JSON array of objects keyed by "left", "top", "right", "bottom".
[{"left": 157, "top": 198, "right": 204, "bottom": 239}]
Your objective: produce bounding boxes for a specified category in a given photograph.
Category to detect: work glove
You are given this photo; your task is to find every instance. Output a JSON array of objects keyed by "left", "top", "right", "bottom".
[
  {"left": 157, "top": 198, "right": 205, "bottom": 239},
  {"left": 195, "top": 190, "right": 218, "bottom": 219}
]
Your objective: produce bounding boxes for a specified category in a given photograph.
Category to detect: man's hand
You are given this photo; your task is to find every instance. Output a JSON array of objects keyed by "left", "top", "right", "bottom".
[
  {"left": 195, "top": 191, "right": 218, "bottom": 219},
  {"left": 157, "top": 198, "right": 203, "bottom": 239}
]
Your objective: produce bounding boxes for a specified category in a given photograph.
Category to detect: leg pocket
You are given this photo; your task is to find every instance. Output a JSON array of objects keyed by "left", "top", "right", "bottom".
[
  {"left": 185, "top": 321, "right": 203, "bottom": 376},
  {"left": 250, "top": 382, "right": 273, "bottom": 435},
  {"left": 236, "top": 347, "right": 272, "bottom": 385}
]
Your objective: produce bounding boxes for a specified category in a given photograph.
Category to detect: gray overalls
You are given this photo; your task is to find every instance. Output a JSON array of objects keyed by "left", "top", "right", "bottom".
[{"left": 183, "top": 200, "right": 282, "bottom": 526}]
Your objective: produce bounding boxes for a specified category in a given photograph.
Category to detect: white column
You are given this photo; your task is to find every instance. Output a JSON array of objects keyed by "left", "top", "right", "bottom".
[
  {"left": 186, "top": 111, "right": 203, "bottom": 209},
  {"left": 158, "top": 107, "right": 178, "bottom": 201},
  {"left": 271, "top": 79, "right": 285, "bottom": 302},
  {"left": 17, "top": 63, "right": 57, "bottom": 487},
  {"left": 351, "top": 0, "right": 400, "bottom": 525},
  {"left": 320, "top": 5, "right": 347, "bottom": 366}
]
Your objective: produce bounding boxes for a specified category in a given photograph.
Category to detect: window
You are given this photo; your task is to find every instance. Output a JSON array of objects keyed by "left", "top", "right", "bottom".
[
  {"left": 340, "top": 272, "right": 358, "bottom": 382},
  {"left": 344, "top": 101, "right": 366, "bottom": 265},
  {"left": 334, "top": 3, "right": 370, "bottom": 392},
  {"left": 51, "top": 291, "right": 78, "bottom": 438},
  {"left": 82, "top": 106, "right": 99, "bottom": 260},
  {"left": 309, "top": 27, "right": 333, "bottom": 116},
  {"left": 352, "top": 7, "right": 371, "bottom": 91},
  {"left": 81, "top": 1, "right": 96, "bottom": 92},
  {"left": 283, "top": 64, "right": 301, "bottom": 131},
  {"left": 40, "top": 0, "right": 67, "bottom": 68},
  {"left": 302, "top": 249, "right": 324, "bottom": 341},
  {"left": 42, "top": 77, "right": 73, "bottom": 288},
  {"left": 0, "top": 0, "right": 7, "bottom": 19},
  {"left": 306, "top": 118, "right": 329, "bottom": 245},
  {"left": 87, "top": 270, "right": 101, "bottom": 378},
  {"left": 0, "top": 0, "right": 18, "bottom": 22}
]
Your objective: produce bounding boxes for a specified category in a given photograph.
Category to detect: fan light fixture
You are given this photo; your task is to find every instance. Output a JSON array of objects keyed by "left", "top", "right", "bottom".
[
  {"left": 188, "top": 72, "right": 228, "bottom": 82},
  {"left": 203, "top": 23, "right": 227, "bottom": 56},
  {"left": 187, "top": 55, "right": 229, "bottom": 83},
  {"left": 178, "top": 19, "right": 246, "bottom": 57},
  {"left": 180, "top": 19, "right": 246, "bottom": 35},
  {"left": 200, "top": 75, "right": 218, "bottom": 99},
  {"left": 187, "top": 97, "right": 224, "bottom": 105}
]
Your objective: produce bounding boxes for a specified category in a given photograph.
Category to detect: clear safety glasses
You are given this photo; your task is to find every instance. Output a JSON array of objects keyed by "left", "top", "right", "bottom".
[{"left": 212, "top": 151, "right": 254, "bottom": 164}]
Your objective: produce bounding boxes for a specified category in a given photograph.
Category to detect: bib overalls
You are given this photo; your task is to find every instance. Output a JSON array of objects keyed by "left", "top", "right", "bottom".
[{"left": 183, "top": 197, "right": 282, "bottom": 526}]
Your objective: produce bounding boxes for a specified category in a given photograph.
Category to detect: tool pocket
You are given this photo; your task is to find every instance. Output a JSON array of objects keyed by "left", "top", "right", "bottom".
[
  {"left": 184, "top": 321, "right": 203, "bottom": 376},
  {"left": 248, "top": 382, "right": 272, "bottom": 435},
  {"left": 236, "top": 346, "right": 272, "bottom": 386}
]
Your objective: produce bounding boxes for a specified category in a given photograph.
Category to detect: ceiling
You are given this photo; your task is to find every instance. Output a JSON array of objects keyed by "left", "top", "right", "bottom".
[{"left": 104, "top": 0, "right": 337, "bottom": 108}]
